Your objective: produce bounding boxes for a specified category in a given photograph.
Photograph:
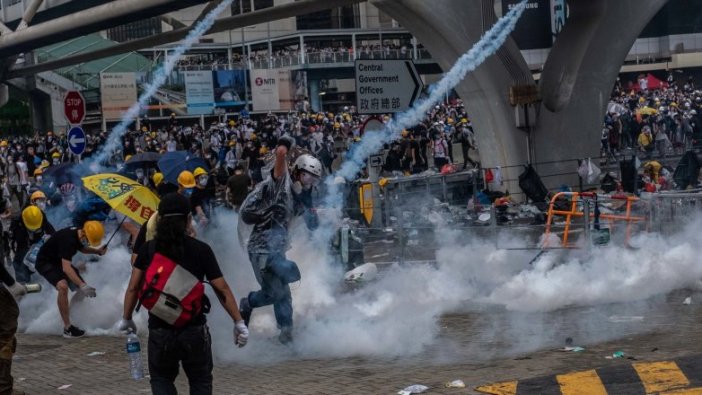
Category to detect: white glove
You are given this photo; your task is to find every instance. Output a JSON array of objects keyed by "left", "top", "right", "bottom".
[
  {"left": 8, "top": 282, "right": 27, "bottom": 299},
  {"left": 234, "top": 320, "right": 249, "bottom": 348},
  {"left": 118, "top": 319, "right": 137, "bottom": 334},
  {"left": 80, "top": 284, "right": 97, "bottom": 298}
]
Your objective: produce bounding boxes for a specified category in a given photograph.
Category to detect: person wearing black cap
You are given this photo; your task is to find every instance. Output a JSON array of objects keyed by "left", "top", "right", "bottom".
[{"left": 120, "top": 193, "right": 248, "bottom": 394}]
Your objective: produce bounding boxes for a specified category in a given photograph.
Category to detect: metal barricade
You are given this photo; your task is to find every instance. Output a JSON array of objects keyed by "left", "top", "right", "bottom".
[{"left": 641, "top": 190, "right": 702, "bottom": 235}]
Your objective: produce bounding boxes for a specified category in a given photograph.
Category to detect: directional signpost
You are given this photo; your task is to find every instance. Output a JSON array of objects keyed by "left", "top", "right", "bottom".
[
  {"left": 67, "top": 126, "right": 86, "bottom": 156},
  {"left": 64, "top": 91, "right": 86, "bottom": 125},
  {"left": 355, "top": 59, "right": 423, "bottom": 114}
]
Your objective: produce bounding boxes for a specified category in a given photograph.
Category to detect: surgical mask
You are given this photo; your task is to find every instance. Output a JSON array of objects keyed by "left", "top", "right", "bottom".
[
  {"left": 135, "top": 170, "right": 144, "bottom": 179},
  {"left": 35, "top": 200, "right": 47, "bottom": 210},
  {"left": 35, "top": 176, "right": 43, "bottom": 184},
  {"left": 183, "top": 188, "right": 194, "bottom": 197},
  {"left": 65, "top": 197, "right": 76, "bottom": 211},
  {"left": 198, "top": 177, "right": 208, "bottom": 187},
  {"left": 53, "top": 158, "right": 60, "bottom": 165},
  {"left": 300, "top": 172, "right": 319, "bottom": 189}
]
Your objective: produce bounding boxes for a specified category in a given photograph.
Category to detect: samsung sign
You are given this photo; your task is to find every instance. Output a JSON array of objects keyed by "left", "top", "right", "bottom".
[{"left": 503, "top": 0, "right": 552, "bottom": 50}]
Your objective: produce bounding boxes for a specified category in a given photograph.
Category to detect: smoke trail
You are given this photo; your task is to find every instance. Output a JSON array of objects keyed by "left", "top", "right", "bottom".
[
  {"left": 322, "top": 0, "right": 528, "bottom": 210},
  {"left": 92, "top": 0, "right": 235, "bottom": 167}
]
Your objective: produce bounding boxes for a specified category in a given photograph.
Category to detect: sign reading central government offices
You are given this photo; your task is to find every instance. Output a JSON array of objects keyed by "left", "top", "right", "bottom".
[{"left": 355, "top": 60, "right": 422, "bottom": 114}]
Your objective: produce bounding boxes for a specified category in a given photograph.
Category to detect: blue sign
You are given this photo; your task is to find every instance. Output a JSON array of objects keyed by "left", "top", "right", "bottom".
[
  {"left": 240, "top": 108, "right": 250, "bottom": 119},
  {"left": 67, "top": 126, "right": 86, "bottom": 156}
]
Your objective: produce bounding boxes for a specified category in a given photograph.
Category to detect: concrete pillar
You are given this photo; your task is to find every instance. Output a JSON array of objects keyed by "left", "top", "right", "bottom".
[
  {"left": 371, "top": 0, "right": 532, "bottom": 195},
  {"left": 0, "top": 83, "right": 7, "bottom": 108},
  {"left": 309, "top": 79, "right": 321, "bottom": 112},
  {"left": 533, "top": 0, "right": 669, "bottom": 189}
]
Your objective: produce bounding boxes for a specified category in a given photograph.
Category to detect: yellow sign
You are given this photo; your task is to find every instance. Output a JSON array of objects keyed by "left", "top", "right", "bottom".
[{"left": 359, "top": 183, "right": 373, "bottom": 225}]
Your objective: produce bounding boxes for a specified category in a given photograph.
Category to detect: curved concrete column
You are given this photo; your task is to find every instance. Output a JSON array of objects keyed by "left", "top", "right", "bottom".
[
  {"left": 534, "top": 0, "right": 669, "bottom": 188},
  {"left": 0, "top": 84, "right": 8, "bottom": 108},
  {"left": 372, "top": 0, "right": 534, "bottom": 194}
]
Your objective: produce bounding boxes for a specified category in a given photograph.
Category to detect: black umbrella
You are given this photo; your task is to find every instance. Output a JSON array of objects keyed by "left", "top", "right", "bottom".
[
  {"left": 42, "top": 162, "right": 87, "bottom": 186},
  {"left": 125, "top": 152, "right": 161, "bottom": 168}
]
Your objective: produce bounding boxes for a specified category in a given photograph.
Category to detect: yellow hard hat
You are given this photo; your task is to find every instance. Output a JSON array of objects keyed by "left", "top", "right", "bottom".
[
  {"left": 22, "top": 206, "right": 43, "bottom": 231},
  {"left": 228, "top": 120, "right": 236, "bottom": 126},
  {"left": 52, "top": 152, "right": 61, "bottom": 159},
  {"left": 193, "top": 167, "right": 207, "bottom": 178},
  {"left": 327, "top": 112, "right": 334, "bottom": 119},
  {"left": 152, "top": 172, "right": 164, "bottom": 186},
  {"left": 30, "top": 190, "right": 46, "bottom": 202},
  {"left": 401, "top": 129, "right": 409, "bottom": 137},
  {"left": 124, "top": 155, "right": 132, "bottom": 162},
  {"left": 249, "top": 133, "right": 257, "bottom": 141},
  {"left": 177, "top": 170, "right": 196, "bottom": 188},
  {"left": 33, "top": 168, "right": 43, "bottom": 176},
  {"left": 229, "top": 140, "right": 236, "bottom": 147},
  {"left": 259, "top": 146, "right": 269, "bottom": 155},
  {"left": 82, "top": 221, "right": 105, "bottom": 247},
  {"left": 40, "top": 160, "right": 50, "bottom": 168},
  {"left": 379, "top": 178, "right": 388, "bottom": 188},
  {"left": 447, "top": 118, "right": 455, "bottom": 124},
  {"left": 141, "top": 126, "right": 148, "bottom": 132},
  {"left": 334, "top": 122, "right": 341, "bottom": 129},
  {"left": 461, "top": 118, "right": 468, "bottom": 123},
  {"left": 0, "top": 141, "right": 7, "bottom": 147},
  {"left": 150, "top": 132, "right": 157, "bottom": 139}
]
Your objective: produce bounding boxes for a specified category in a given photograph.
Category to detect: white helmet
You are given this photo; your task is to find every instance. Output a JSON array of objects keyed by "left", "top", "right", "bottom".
[{"left": 293, "top": 154, "right": 322, "bottom": 177}]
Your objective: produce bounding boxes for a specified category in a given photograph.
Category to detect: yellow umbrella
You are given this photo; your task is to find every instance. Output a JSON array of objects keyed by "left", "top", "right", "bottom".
[
  {"left": 82, "top": 173, "right": 160, "bottom": 225},
  {"left": 637, "top": 106, "right": 658, "bottom": 116}
]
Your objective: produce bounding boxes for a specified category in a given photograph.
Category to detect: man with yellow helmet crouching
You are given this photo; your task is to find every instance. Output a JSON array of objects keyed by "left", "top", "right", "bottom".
[{"left": 34, "top": 221, "right": 107, "bottom": 338}]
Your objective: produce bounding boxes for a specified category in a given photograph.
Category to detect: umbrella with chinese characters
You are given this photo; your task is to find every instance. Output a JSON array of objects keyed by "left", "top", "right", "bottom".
[{"left": 81, "top": 173, "right": 160, "bottom": 225}]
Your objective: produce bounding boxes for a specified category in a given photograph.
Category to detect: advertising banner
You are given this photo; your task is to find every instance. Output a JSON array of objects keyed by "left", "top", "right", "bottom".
[
  {"left": 214, "top": 70, "right": 247, "bottom": 112},
  {"left": 100, "top": 72, "right": 137, "bottom": 120},
  {"left": 250, "top": 69, "right": 280, "bottom": 112},
  {"left": 184, "top": 71, "right": 215, "bottom": 115},
  {"left": 502, "top": 0, "right": 552, "bottom": 50}
]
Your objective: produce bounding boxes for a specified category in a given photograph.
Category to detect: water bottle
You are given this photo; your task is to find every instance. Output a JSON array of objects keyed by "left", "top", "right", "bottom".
[{"left": 126, "top": 331, "right": 144, "bottom": 380}]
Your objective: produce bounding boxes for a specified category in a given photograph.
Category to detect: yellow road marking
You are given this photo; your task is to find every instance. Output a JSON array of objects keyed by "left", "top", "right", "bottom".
[
  {"left": 660, "top": 388, "right": 702, "bottom": 395},
  {"left": 557, "top": 369, "right": 608, "bottom": 395},
  {"left": 633, "top": 361, "right": 690, "bottom": 394},
  {"left": 475, "top": 381, "right": 518, "bottom": 395}
]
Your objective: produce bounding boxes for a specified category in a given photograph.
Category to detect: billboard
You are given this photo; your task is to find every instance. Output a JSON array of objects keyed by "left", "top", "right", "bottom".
[
  {"left": 100, "top": 72, "right": 137, "bottom": 120},
  {"left": 503, "top": 0, "right": 552, "bottom": 50},
  {"left": 213, "top": 70, "right": 247, "bottom": 112},
  {"left": 250, "top": 69, "right": 281, "bottom": 112},
  {"left": 550, "top": 0, "right": 567, "bottom": 40},
  {"left": 184, "top": 71, "right": 215, "bottom": 115}
]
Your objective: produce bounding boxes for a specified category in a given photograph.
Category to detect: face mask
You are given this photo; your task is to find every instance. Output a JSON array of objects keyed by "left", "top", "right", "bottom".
[
  {"left": 35, "top": 201, "right": 47, "bottom": 210},
  {"left": 35, "top": 176, "right": 43, "bottom": 184},
  {"left": 300, "top": 172, "right": 319, "bottom": 189},
  {"left": 183, "top": 188, "right": 194, "bottom": 197},
  {"left": 135, "top": 170, "right": 144, "bottom": 179},
  {"left": 53, "top": 159, "right": 60, "bottom": 165},
  {"left": 199, "top": 177, "right": 208, "bottom": 186}
]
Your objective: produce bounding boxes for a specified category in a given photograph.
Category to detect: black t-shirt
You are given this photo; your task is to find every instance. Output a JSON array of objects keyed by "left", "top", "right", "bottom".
[
  {"left": 35, "top": 227, "right": 82, "bottom": 272},
  {"left": 133, "top": 222, "right": 147, "bottom": 255},
  {"left": 190, "top": 187, "right": 213, "bottom": 217},
  {"left": 134, "top": 237, "right": 223, "bottom": 329},
  {"left": 226, "top": 174, "right": 251, "bottom": 206}
]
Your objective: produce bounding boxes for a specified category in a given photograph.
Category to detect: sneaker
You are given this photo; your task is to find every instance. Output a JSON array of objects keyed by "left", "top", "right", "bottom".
[
  {"left": 63, "top": 325, "right": 85, "bottom": 338},
  {"left": 239, "top": 297, "right": 252, "bottom": 327},
  {"left": 278, "top": 328, "right": 293, "bottom": 345}
]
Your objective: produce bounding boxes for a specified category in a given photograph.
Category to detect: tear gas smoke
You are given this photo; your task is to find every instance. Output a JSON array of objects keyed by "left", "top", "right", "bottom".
[{"left": 91, "top": 0, "right": 235, "bottom": 167}]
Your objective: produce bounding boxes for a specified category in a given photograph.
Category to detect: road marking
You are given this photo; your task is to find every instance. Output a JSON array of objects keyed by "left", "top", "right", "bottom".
[
  {"left": 476, "top": 356, "right": 702, "bottom": 395},
  {"left": 475, "top": 381, "right": 517, "bottom": 395},
  {"left": 557, "top": 369, "right": 607, "bottom": 395},
  {"left": 633, "top": 361, "right": 690, "bottom": 394}
]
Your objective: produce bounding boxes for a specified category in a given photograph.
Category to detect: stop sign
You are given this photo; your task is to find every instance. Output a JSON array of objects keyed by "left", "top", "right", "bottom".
[{"left": 64, "top": 91, "right": 85, "bottom": 125}]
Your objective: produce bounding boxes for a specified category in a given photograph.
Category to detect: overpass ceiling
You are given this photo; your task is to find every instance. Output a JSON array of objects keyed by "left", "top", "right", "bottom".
[
  {"left": 2, "top": 0, "right": 113, "bottom": 30},
  {"left": 1, "top": 0, "right": 211, "bottom": 55}
]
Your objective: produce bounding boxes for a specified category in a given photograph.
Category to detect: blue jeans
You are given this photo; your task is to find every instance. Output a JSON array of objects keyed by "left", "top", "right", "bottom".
[
  {"left": 12, "top": 247, "right": 31, "bottom": 284},
  {"left": 247, "top": 253, "right": 293, "bottom": 329}
]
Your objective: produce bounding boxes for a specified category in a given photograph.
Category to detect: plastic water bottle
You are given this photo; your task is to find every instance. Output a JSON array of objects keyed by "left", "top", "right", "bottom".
[{"left": 126, "top": 331, "right": 144, "bottom": 380}]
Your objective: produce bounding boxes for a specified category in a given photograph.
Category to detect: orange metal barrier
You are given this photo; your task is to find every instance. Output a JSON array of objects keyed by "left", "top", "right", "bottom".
[{"left": 543, "top": 192, "right": 646, "bottom": 248}]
